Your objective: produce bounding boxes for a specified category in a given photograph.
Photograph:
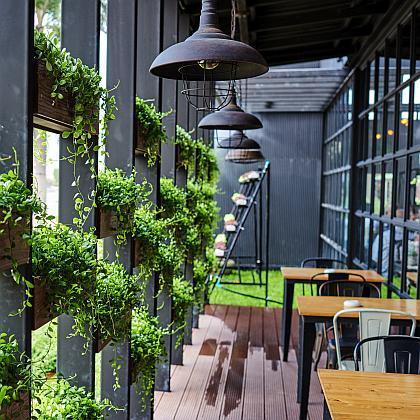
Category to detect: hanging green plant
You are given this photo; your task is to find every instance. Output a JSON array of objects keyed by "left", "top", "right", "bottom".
[
  {"left": 33, "top": 378, "right": 116, "bottom": 419},
  {"left": 135, "top": 97, "right": 170, "bottom": 167},
  {"left": 0, "top": 333, "right": 31, "bottom": 413},
  {"left": 34, "top": 30, "right": 117, "bottom": 228},
  {"left": 97, "top": 168, "right": 151, "bottom": 247},
  {"left": 195, "top": 141, "right": 218, "bottom": 184},
  {"left": 94, "top": 260, "right": 142, "bottom": 343},
  {"left": 131, "top": 307, "right": 166, "bottom": 407},
  {"left": 172, "top": 125, "right": 196, "bottom": 169},
  {"left": 171, "top": 276, "right": 195, "bottom": 346},
  {"left": 157, "top": 239, "right": 183, "bottom": 291}
]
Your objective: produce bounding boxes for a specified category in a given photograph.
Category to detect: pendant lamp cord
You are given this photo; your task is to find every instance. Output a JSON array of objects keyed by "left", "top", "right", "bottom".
[{"left": 231, "top": 0, "right": 237, "bottom": 39}]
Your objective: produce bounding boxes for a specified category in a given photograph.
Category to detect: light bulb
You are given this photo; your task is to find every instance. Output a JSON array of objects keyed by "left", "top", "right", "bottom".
[{"left": 198, "top": 60, "right": 220, "bottom": 70}]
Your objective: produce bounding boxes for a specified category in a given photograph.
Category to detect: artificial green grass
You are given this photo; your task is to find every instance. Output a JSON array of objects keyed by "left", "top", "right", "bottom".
[{"left": 209, "top": 270, "right": 310, "bottom": 308}]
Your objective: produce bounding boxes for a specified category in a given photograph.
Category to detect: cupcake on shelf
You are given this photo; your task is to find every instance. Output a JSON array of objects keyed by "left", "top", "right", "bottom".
[
  {"left": 224, "top": 213, "right": 237, "bottom": 232},
  {"left": 214, "top": 233, "right": 227, "bottom": 257},
  {"left": 231, "top": 192, "right": 247, "bottom": 206}
]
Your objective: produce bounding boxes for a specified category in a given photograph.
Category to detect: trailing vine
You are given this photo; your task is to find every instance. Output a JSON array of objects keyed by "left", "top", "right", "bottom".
[
  {"left": 195, "top": 141, "right": 219, "bottom": 183},
  {"left": 34, "top": 30, "right": 116, "bottom": 228},
  {"left": 135, "top": 98, "right": 170, "bottom": 167},
  {"left": 172, "top": 125, "right": 196, "bottom": 169},
  {"left": 97, "top": 168, "right": 151, "bottom": 248},
  {"left": 131, "top": 307, "right": 166, "bottom": 407}
]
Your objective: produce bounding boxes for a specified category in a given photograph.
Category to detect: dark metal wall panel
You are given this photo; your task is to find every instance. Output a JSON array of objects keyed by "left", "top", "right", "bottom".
[
  {"left": 58, "top": 0, "right": 100, "bottom": 391},
  {"left": 216, "top": 112, "right": 323, "bottom": 267}
]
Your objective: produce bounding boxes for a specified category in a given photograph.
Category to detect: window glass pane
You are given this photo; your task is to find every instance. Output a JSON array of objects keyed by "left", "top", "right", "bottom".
[
  {"left": 409, "top": 153, "right": 420, "bottom": 221},
  {"left": 400, "top": 20, "right": 412, "bottom": 82},
  {"left": 387, "top": 35, "right": 397, "bottom": 91},
  {"left": 374, "top": 163, "right": 382, "bottom": 214},
  {"left": 396, "top": 158, "right": 406, "bottom": 215},
  {"left": 375, "top": 105, "right": 384, "bottom": 156},
  {"left": 364, "top": 218, "right": 371, "bottom": 266},
  {"left": 413, "top": 79, "right": 420, "bottom": 145},
  {"left": 393, "top": 225, "right": 404, "bottom": 292},
  {"left": 385, "top": 98, "right": 395, "bottom": 154},
  {"left": 406, "top": 230, "right": 419, "bottom": 298},
  {"left": 373, "top": 223, "right": 390, "bottom": 277},
  {"left": 384, "top": 161, "right": 393, "bottom": 215},
  {"left": 399, "top": 83, "right": 410, "bottom": 150},
  {"left": 365, "top": 166, "right": 372, "bottom": 212},
  {"left": 378, "top": 54, "right": 385, "bottom": 98}
]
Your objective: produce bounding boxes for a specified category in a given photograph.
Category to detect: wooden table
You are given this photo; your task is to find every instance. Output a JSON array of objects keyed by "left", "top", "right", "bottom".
[
  {"left": 280, "top": 267, "right": 384, "bottom": 362},
  {"left": 297, "top": 296, "right": 420, "bottom": 420},
  {"left": 318, "top": 369, "right": 420, "bottom": 419}
]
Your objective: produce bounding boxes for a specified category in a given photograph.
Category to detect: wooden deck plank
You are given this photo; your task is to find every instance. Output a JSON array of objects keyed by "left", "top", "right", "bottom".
[
  {"left": 264, "top": 308, "right": 287, "bottom": 420},
  {"left": 154, "top": 310, "right": 217, "bottom": 417},
  {"left": 172, "top": 306, "right": 229, "bottom": 420},
  {"left": 221, "top": 306, "right": 251, "bottom": 419},
  {"left": 242, "top": 307, "right": 264, "bottom": 420},
  {"left": 198, "top": 305, "right": 239, "bottom": 420}
]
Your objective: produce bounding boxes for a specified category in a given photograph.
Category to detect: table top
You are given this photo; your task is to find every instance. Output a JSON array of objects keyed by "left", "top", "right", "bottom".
[
  {"left": 318, "top": 369, "right": 420, "bottom": 419},
  {"left": 281, "top": 267, "right": 384, "bottom": 283},
  {"left": 297, "top": 296, "right": 420, "bottom": 320}
]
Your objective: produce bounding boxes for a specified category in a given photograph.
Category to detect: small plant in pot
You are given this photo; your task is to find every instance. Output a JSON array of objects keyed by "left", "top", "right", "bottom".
[
  {"left": 97, "top": 168, "right": 151, "bottom": 246},
  {"left": 172, "top": 125, "right": 196, "bottom": 169},
  {"left": 224, "top": 213, "right": 237, "bottom": 232},
  {"left": 231, "top": 192, "right": 247, "bottom": 206},
  {"left": 135, "top": 97, "right": 170, "bottom": 166},
  {"left": 171, "top": 276, "right": 195, "bottom": 347},
  {"left": 131, "top": 307, "right": 166, "bottom": 407},
  {"left": 32, "top": 378, "right": 116, "bottom": 419},
  {"left": 0, "top": 332, "right": 31, "bottom": 418},
  {"left": 214, "top": 233, "right": 227, "bottom": 258},
  {"left": 0, "top": 166, "right": 44, "bottom": 272}
]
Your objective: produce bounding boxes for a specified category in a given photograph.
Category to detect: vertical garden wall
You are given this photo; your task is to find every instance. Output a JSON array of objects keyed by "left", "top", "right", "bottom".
[{"left": 0, "top": 0, "right": 219, "bottom": 418}]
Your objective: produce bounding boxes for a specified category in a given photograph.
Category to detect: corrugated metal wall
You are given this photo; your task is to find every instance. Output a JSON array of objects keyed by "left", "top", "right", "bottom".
[{"left": 215, "top": 112, "right": 323, "bottom": 267}]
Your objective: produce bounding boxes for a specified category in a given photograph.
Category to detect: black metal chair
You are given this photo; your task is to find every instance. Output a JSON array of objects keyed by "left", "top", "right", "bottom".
[
  {"left": 300, "top": 257, "right": 348, "bottom": 296},
  {"left": 354, "top": 335, "right": 420, "bottom": 373},
  {"left": 314, "top": 276, "right": 380, "bottom": 370}
]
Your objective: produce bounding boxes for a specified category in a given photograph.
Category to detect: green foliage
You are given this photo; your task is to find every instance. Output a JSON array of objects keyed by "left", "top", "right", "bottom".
[
  {"left": 32, "top": 323, "right": 57, "bottom": 378},
  {"left": 33, "top": 379, "right": 116, "bottom": 419},
  {"left": 171, "top": 276, "right": 194, "bottom": 325},
  {"left": 135, "top": 98, "right": 170, "bottom": 167},
  {"left": 34, "top": 30, "right": 116, "bottom": 228},
  {"left": 131, "top": 307, "right": 166, "bottom": 404},
  {"left": 97, "top": 168, "right": 151, "bottom": 247},
  {"left": 195, "top": 141, "right": 218, "bottom": 184},
  {"left": 173, "top": 126, "right": 196, "bottom": 169},
  {"left": 94, "top": 260, "right": 141, "bottom": 342},
  {"left": 0, "top": 333, "right": 30, "bottom": 410}
]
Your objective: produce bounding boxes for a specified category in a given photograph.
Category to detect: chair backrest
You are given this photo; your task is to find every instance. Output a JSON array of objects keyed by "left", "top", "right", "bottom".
[
  {"left": 333, "top": 308, "right": 417, "bottom": 370},
  {"left": 319, "top": 279, "right": 380, "bottom": 298},
  {"left": 300, "top": 257, "right": 348, "bottom": 269},
  {"left": 354, "top": 335, "right": 420, "bottom": 374}
]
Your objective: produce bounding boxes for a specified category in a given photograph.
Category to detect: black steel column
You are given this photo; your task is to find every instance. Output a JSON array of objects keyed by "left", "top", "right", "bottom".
[
  {"left": 57, "top": 0, "right": 100, "bottom": 391},
  {"left": 0, "top": 7, "right": 34, "bottom": 417},
  {"left": 130, "top": 0, "right": 162, "bottom": 416},
  {"left": 155, "top": 0, "right": 179, "bottom": 392},
  {"left": 101, "top": 1, "right": 136, "bottom": 417}
]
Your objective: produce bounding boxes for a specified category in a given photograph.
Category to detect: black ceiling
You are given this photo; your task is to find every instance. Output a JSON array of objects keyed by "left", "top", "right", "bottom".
[{"left": 180, "top": 0, "right": 397, "bottom": 66}]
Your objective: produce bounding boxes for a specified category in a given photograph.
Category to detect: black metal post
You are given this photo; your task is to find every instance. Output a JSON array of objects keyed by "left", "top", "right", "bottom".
[
  {"left": 0, "top": 3, "right": 34, "bottom": 416},
  {"left": 100, "top": 1, "right": 136, "bottom": 416},
  {"left": 57, "top": 0, "right": 100, "bottom": 391},
  {"left": 265, "top": 163, "right": 271, "bottom": 307}
]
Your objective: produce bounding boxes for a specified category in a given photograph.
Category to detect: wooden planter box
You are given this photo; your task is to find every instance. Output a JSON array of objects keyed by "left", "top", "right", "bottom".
[
  {"left": 32, "top": 277, "right": 54, "bottom": 330},
  {"left": 135, "top": 123, "right": 148, "bottom": 155},
  {"left": 0, "top": 392, "right": 29, "bottom": 420},
  {"left": 33, "top": 60, "right": 99, "bottom": 135},
  {"left": 97, "top": 208, "right": 118, "bottom": 239},
  {"left": 0, "top": 218, "right": 29, "bottom": 272},
  {"left": 33, "top": 60, "right": 74, "bottom": 133}
]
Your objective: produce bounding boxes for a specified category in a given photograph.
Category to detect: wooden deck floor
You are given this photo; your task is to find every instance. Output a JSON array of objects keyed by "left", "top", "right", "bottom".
[{"left": 154, "top": 305, "right": 324, "bottom": 420}]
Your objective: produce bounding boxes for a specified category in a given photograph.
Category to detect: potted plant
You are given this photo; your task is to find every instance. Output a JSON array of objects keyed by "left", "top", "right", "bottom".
[
  {"left": 172, "top": 125, "right": 196, "bottom": 169},
  {"left": 231, "top": 192, "right": 247, "bottom": 206},
  {"left": 214, "top": 233, "right": 227, "bottom": 257},
  {"left": 131, "top": 307, "right": 166, "bottom": 407},
  {"left": 0, "top": 167, "right": 43, "bottom": 272},
  {"left": 0, "top": 333, "right": 30, "bottom": 419},
  {"left": 238, "top": 170, "right": 260, "bottom": 183},
  {"left": 96, "top": 168, "right": 151, "bottom": 245},
  {"left": 33, "top": 378, "right": 116, "bottom": 419},
  {"left": 224, "top": 213, "right": 237, "bottom": 232},
  {"left": 135, "top": 97, "right": 170, "bottom": 166}
]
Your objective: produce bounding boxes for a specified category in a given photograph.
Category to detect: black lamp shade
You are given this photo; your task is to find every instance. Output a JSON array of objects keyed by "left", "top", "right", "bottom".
[
  {"left": 149, "top": 0, "right": 268, "bottom": 81},
  {"left": 225, "top": 136, "right": 265, "bottom": 163},
  {"left": 199, "top": 89, "right": 262, "bottom": 130}
]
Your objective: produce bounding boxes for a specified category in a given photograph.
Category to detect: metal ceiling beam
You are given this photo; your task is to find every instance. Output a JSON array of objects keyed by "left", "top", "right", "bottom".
[
  {"left": 257, "top": 25, "right": 372, "bottom": 51},
  {"left": 249, "top": 2, "right": 389, "bottom": 33}
]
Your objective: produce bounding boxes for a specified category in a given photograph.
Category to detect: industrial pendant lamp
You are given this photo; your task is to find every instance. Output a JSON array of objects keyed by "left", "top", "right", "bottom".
[
  {"left": 149, "top": 0, "right": 268, "bottom": 111},
  {"left": 198, "top": 87, "right": 262, "bottom": 131},
  {"left": 225, "top": 135, "right": 265, "bottom": 164}
]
